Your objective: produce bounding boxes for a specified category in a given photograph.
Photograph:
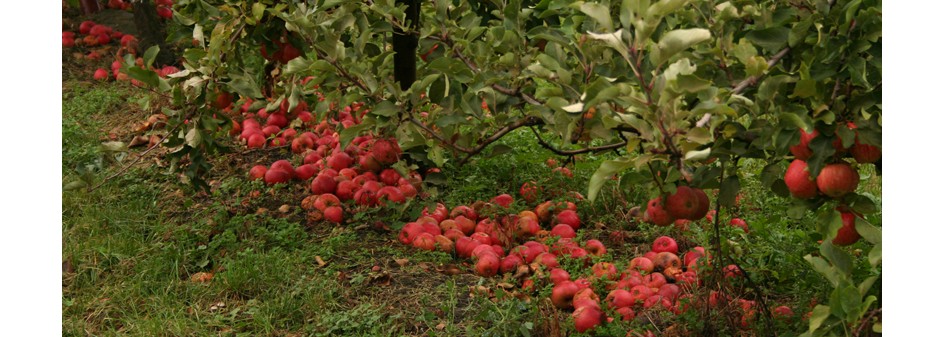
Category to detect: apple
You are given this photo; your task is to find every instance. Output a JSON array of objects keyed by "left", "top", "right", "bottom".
[
  {"left": 264, "top": 169, "right": 291, "bottom": 185},
  {"left": 833, "top": 211, "right": 861, "bottom": 246},
  {"left": 353, "top": 186, "right": 378, "bottom": 206},
  {"left": 326, "top": 152, "right": 354, "bottom": 171},
  {"left": 616, "top": 307, "right": 636, "bottom": 322},
  {"left": 646, "top": 197, "right": 676, "bottom": 226},
  {"left": 515, "top": 217, "right": 540, "bottom": 238},
  {"left": 652, "top": 252, "right": 681, "bottom": 271},
  {"left": 851, "top": 136, "right": 881, "bottom": 163},
  {"left": 651, "top": 236, "right": 679, "bottom": 254},
  {"left": 629, "top": 285, "right": 654, "bottom": 304},
  {"left": 535, "top": 201, "right": 554, "bottom": 223},
  {"left": 399, "top": 223, "right": 424, "bottom": 245},
  {"left": 379, "top": 169, "right": 401, "bottom": 186},
  {"left": 591, "top": 262, "right": 618, "bottom": 280},
  {"left": 790, "top": 128, "right": 819, "bottom": 160},
  {"left": 773, "top": 305, "right": 794, "bottom": 321},
  {"left": 470, "top": 232, "right": 492, "bottom": 246},
  {"left": 311, "top": 175, "right": 337, "bottom": 194},
  {"left": 628, "top": 257, "right": 655, "bottom": 274},
  {"left": 572, "top": 288, "right": 600, "bottom": 310},
  {"left": 665, "top": 186, "right": 699, "bottom": 219},
  {"left": 500, "top": 254, "right": 524, "bottom": 274},
  {"left": 422, "top": 203, "right": 449, "bottom": 223},
  {"left": 550, "top": 224, "right": 576, "bottom": 239},
  {"left": 412, "top": 232, "right": 436, "bottom": 251},
  {"left": 93, "top": 68, "right": 109, "bottom": 81},
  {"left": 551, "top": 281, "right": 580, "bottom": 309},
  {"left": 572, "top": 304, "right": 603, "bottom": 333},
  {"left": 372, "top": 139, "right": 401, "bottom": 164},
  {"left": 398, "top": 183, "right": 418, "bottom": 199},
  {"left": 454, "top": 237, "right": 477, "bottom": 258},
  {"left": 474, "top": 254, "right": 500, "bottom": 277},
  {"left": 691, "top": 188, "right": 711, "bottom": 220},
  {"left": 443, "top": 229, "right": 464, "bottom": 241},
  {"left": 729, "top": 218, "right": 749, "bottom": 233},
  {"left": 519, "top": 181, "right": 540, "bottom": 203},
  {"left": 549, "top": 268, "right": 570, "bottom": 285},
  {"left": 491, "top": 194, "right": 514, "bottom": 208},
  {"left": 784, "top": 159, "right": 819, "bottom": 199},
  {"left": 313, "top": 193, "right": 341, "bottom": 211},
  {"left": 450, "top": 205, "right": 477, "bottom": 221},
  {"left": 433, "top": 235, "right": 454, "bottom": 253},
  {"left": 533, "top": 252, "right": 557, "bottom": 268},
  {"left": 556, "top": 210, "right": 581, "bottom": 230},
  {"left": 723, "top": 264, "right": 742, "bottom": 278},
  {"left": 584, "top": 240, "right": 606, "bottom": 256},
  {"left": 324, "top": 206, "right": 343, "bottom": 223},
  {"left": 376, "top": 186, "right": 406, "bottom": 205},
  {"left": 658, "top": 284, "right": 680, "bottom": 302},
  {"left": 248, "top": 165, "right": 267, "bottom": 180},
  {"left": 816, "top": 162, "right": 859, "bottom": 198},
  {"left": 294, "top": 164, "right": 317, "bottom": 181},
  {"left": 606, "top": 289, "right": 634, "bottom": 309},
  {"left": 453, "top": 215, "right": 476, "bottom": 235},
  {"left": 335, "top": 180, "right": 359, "bottom": 201}
]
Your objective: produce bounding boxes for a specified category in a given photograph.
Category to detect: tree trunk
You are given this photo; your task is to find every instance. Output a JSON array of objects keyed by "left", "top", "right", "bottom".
[
  {"left": 392, "top": 0, "right": 419, "bottom": 91},
  {"left": 132, "top": 0, "right": 175, "bottom": 66},
  {"left": 80, "top": 0, "right": 102, "bottom": 15}
]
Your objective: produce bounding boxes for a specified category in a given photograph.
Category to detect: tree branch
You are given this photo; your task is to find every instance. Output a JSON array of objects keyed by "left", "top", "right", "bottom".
[
  {"left": 731, "top": 47, "right": 792, "bottom": 94},
  {"left": 527, "top": 126, "right": 628, "bottom": 156}
]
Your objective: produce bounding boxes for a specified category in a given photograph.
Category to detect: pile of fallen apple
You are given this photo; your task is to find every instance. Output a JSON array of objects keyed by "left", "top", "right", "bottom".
[{"left": 394, "top": 183, "right": 794, "bottom": 333}]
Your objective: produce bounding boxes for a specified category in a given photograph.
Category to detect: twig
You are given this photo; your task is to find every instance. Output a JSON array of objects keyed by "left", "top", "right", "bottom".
[
  {"left": 89, "top": 118, "right": 186, "bottom": 192},
  {"left": 853, "top": 308, "right": 881, "bottom": 337},
  {"left": 731, "top": 47, "right": 792, "bottom": 94},
  {"left": 527, "top": 126, "right": 628, "bottom": 156}
]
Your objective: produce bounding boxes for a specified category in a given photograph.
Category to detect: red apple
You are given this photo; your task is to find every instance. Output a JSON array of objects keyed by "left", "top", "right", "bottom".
[
  {"left": 652, "top": 252, "right": 681, "bottom": 271},
  {"left": 549, "top": 268, "right": 570, "bottom": 285},
  {"left": 691, "top": 188, "right": 710, "bottom": 220},
  {"left": 628, "top": 257, "right": 655, "bottom": 274},
  {"left": 606, "top": 289, "right": 634, "bottom": 309},
  {"left": 646, "top": 197, "right": 676, "bottom": 226},
  {"left": 816, "top": 162, "right": 859, "bottom": 198},
  {"left": 294, "top": 164, "right": 317, "bottom": 181},
  {"left": 311, "top": 175, "right": 337, "bottom": 194},
  {"left": 379, "top": 169, "right": 401, "bottom": 186},
  {"left": 450, "top": 205, "right": 478, "bottom": 221},
  {"left": 651, "top": 236, "right": 678, "bottom": 254},
  {"left": 833, "top": 212, "right": 861, "bottom": 246},
  {"left": 399, "top": 223, "right": 424, "bottom": 245},
  {"left": 584, "top": 240, "right": 606, "bottom": 256},
  {"left": 519, "top": 181, "right": 540, "bottom": 203},
  {"left": 324, "top": 206, "right": 343, "bottom": 223},
  {"left": 491, "top": 194, "right": 514, "bottom": 208},
  {"left": 248, "top": 165, "right": 267, "bottom": 180},
  {"left": 500, "top": 254, "right": 524, "bottom": 274},
  {"left": 474, "top": 254, "right": 500, "bottom": 277},
  {"left": 263, "top": 169, "right": 290, "bottom": 185},
  {"left": 785, "top": 159, "right": 819, "bottom": 199},
  {"left": 376, "top": 186, "right": 406, "bottom": 205},
  {"left": 551, "top": 281, "right": 580, "bottom": 309},
  {"left": 372, "top": 139, "right": 401, "bottom": 164},
  {"left": 412, "top": 232, "right": 436, "bottom": 251},
  {"left": 550, "top": 224, "right": 576, "bottom": 239},
  {"left": 790, "top": 128, "right": 818, "bottom": 160},
  {"left": 93, "top": 68, "right": 109, "bottom": 81},
  {"left": 556, "top": 210, "right": 581, "bottom": 230},
  {"left": 665, "top": 186, "right": 699, "bottom": 220},
  {"left": 313, "top": 193, "right": 341, "bottom": 211}
]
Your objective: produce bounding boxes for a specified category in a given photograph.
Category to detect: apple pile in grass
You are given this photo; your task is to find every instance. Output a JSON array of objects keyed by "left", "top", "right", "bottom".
[
  {"left": 65, "top": 20, "right": 183, "bottom": 83},
  {"left": 398, "top": 206, "right": 791, "bottom": 334},
  {"left": 238, "top": 88, "right": 424, "bottom": 225}
]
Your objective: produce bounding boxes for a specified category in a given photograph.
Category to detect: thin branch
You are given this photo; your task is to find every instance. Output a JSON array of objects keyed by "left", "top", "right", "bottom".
[
  {"left": 731, "top": 47, "right": 793, "bottom": 94},
  {"left": 89, "top": 117, "right": 186, "bottom": 192},
  {"left": 408, "top": 118, "right": 473, "bottom": 154},
  {"left": 854, "top": 308, "right": 881, "bottom": 337},
  {"left": 527, "top": 126, "right": 628, "bottom": 156}
]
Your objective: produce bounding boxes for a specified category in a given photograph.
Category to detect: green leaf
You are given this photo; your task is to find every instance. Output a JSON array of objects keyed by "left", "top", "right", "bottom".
[
  {"left": 854, "top": 217, "right": 881, "bottom": 244},
  {"left": 252, "top": 3, "right": 266, "bottom": 22},
  {"left": 718, "top": 175, "right": 740, "bottom": 207},
  {"left": 746, "top": 27, "right": 790, "bottom": 52},
  {"left": 655, "top": 28, "right": 711, "bottom": 65},
  {"left": 226, "top": 73, "right": 263, "bottom": 99},
  {"left": 126, "top": 67, "right": 160, "bottom": 88},
  {"left": 867, "top": 243, "right": 881, "bottom": 267},
  {"left": 578, "top": 2, "right": 613, "bottom": 32},
  {"left": 285, "top": 57, "right": 313, "bottom": 75},
  {"left": 805, "top": 255, "right": 840, "bottom": 287},
  {"left": 837, "top": 285, "right": 862, "bottom": 319},
  {"left": 372, "top": 100, "right": 399, "bottom": 117},
  {"left": 808, "top": 304, "right": 831, "bottom": 333},
  {"left": 588, "top": 158, "right": 634, "bottom": 203},
  {"left": 63, "top": 180, "right": 88, "bottom": 191},
  {"left": 339, "top": 122, "right": 372, "bottom": 151},
  {"left": 820, "top": 241, "right": 853, "bottom": 275},
  {"left": 185, "top": 127, "right": 202, "bottom": 147},
  {"left": 858, "top": 276, "right": 878, "bottom": 297},
  {"left": 792, "top": 79, "right": 816, "bottom": 98},
  {"left": 143, "top": 46, "right": 160, "bottom": 68}
]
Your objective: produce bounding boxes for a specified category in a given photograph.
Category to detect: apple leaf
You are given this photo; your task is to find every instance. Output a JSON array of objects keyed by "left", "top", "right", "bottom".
[
  {"left": 588, "top": 158, "right": 634, "bottom": 203},
  {"left": 143, "top": 46, "right": 160, "bottom": 69},
  {"left": 805, "top": 255, "right": 839, "bottom": 287},
  {"left": 655, "top": 28, "right": 711, "bottom": 65},
  {"left": 867, "top": 243, "right": 881, "bottom": 267},
  {"left": 718, "top": 175, "right": 740, "bottom": 207},
  {"left": 807, "top": 304, "right": 832, "bottom": 333},
  {"left": 857, "top": 276, "right": 878, "bottom": 297},
  {"left": 338, "top": 121, "right": 372, "bottom": 151},
  {"left": 746, "top": 27, "right": 789, "bottom": 52},
  {"left": 820, "top": 241, "right": 852, "bottom": 275},
  {"left": 578, "top": 2, "right": 613, "bottom": 32},
  {"left": 854, "top": 216, "right": 881, "bottom": 244}
]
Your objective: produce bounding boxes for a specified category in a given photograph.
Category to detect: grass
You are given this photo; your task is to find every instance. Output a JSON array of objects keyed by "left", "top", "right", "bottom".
[{"left": 62, "top": 67, "right": 881, "bottom": 337}]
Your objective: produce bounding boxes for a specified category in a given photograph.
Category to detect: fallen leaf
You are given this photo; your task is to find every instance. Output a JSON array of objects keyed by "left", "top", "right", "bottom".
[
  {"left": 435, "top": 323, "right": 446, "bottom": 330},
  {"left": 314, "top": 256, "right": 327, "bottom": 267},
  {"left": 394, "top": 258, "right": 409, "bottom": 267},
  {"left": 190, "top": 272, "right": 214, "bottom": 283},
  {"left": 62, "top": 260, "right": 75, "bottom": 274},
  {"left": 129, "top": 136, "right": 150, "bottom": 147},
  {"left": 256, "top": 208, "right": 268, "bottom": 215},
  {"left": 278, "top": 204, "right": 291, "bottom": 213},
  {"left": 441, "top": 264, "right": 463, "bottom": 276},
  {"left": 497, "top": 282, "right": 516, "bottom": 290}
]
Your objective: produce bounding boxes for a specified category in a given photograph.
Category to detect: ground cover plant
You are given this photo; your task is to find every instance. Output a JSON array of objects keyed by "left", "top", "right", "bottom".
[{"left": 63, "top": 0, "right": 880, "bottom": 336}]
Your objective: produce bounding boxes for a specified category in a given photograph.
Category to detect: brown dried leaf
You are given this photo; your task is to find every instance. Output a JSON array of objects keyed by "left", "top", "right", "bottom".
[
  {"left": 314, "top": 256, "right": 327, "bottom": 267},
  {"left": 256, "top": 208, "right": 269, "bottom": 215},
  {"left": 496, "top": 282, "right": 516, "bottom": 290},
  {"left": 435, "top": 323, "right": 446, "bottom": 330},
  {"left": 441, "top": 264, "right": 463, "bottom": 276},
  {"left": 148, "top": 135, "right": 162, "bottom": 148},
  {"left": 129, "top": 136, "right": 150, "bottom": 147},
  {"left": 189, "top": 272, "right": 214, "bottom": 283},
  {"left": 394, "top": 258, "right": 409, "bottom": 267},
  {"left": 278, "top": 204, "right": 291, "bottom": 213}
]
